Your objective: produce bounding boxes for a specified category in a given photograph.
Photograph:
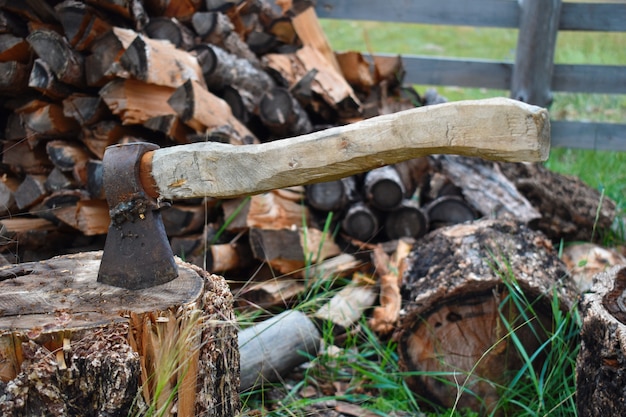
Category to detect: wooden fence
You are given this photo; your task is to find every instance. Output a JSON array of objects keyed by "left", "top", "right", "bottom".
[{"left": 315, "top": 0, "right": 626, "bottom": 151}]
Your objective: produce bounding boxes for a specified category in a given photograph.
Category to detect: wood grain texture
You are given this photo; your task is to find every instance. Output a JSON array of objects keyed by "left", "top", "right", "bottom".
[{"left": 148, "top": 97, "right": 550, "bottom": 200}]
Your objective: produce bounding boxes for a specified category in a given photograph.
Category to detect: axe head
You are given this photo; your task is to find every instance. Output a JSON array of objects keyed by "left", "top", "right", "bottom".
[{"left": 97, "top": 142, "right": 178, "bottom": 290}]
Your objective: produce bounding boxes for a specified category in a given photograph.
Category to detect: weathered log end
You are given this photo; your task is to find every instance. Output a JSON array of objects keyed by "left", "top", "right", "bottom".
[
  {"left": 577, "top": 265, "right": 626, "bottom": 417},
  {"left": 395, "top": 219, "right": 578, "bottom": 414},
  {"left": 0, "top": 251, "right": 240, "bottom": 417}
]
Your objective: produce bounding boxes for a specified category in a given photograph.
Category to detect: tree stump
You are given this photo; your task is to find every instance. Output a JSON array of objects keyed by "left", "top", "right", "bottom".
[
  {"left": 395, "top": 219, "right": 578, "bottom": 414},
  {"left": 0, "top": 251, "right": 240, "bottom": 417},
  {"left": 577, "top": 265, "right": 626, "bottom": 416}
]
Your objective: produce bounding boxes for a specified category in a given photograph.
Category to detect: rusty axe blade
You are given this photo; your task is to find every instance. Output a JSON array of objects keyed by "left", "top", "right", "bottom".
[{"left": 97, "top": 97, "right": 551, "bottom": 289}]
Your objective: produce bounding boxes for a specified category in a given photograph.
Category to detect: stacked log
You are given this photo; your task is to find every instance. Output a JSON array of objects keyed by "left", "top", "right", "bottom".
[{"left": 0, "top": 0, "right": 419, "bottom": 269}]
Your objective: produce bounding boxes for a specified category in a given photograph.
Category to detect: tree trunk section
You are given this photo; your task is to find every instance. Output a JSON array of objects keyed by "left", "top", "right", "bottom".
[
  {"left": 395, "top": 219, "right": 578, "bottom": 414},
  {"left": 0, "top": 251, "right": 240, "bottom": 417},
  {"left": 577, "top": 265, "right": 626, "bottom": 416}
]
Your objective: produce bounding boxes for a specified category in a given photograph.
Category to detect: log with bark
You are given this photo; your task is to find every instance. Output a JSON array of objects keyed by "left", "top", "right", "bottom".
[
  {"left": 0, "top": 251, "right": 240, "bottom": 417},
  {"left": 577, "top": 265, "right": 626, "bottom": 417},
  {"left": 395, "top": 219, "right": 578, "bottom": 414}
]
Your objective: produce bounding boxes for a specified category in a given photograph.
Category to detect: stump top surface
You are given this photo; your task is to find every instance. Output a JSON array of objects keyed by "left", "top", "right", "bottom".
[{"left": 0, "top": 251, "right": 204, "bottom": 331}]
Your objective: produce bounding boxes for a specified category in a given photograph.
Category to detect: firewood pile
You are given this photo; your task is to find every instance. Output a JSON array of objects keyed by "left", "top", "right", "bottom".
[
  {"left": 2, "top": 1, "right": 626, "bottom": 414},
  {"left": 0, "top": 0, "right": 619, "bottom": 293}
]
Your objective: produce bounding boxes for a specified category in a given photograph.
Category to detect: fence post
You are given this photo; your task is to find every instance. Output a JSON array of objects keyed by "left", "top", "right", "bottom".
[{"left": 510, "top": 0, "right": 562, "bottom": 108}]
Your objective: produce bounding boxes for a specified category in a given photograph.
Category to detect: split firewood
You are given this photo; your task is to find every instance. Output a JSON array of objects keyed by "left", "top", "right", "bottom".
[
  {"left": 144, "top": 0, "right": 202, "bottom": 21},
  {"left": 85, "top": 0, "right": 149, "bottom": 30},
  {"left": 369, "top": 241, "right": 413, "bottom": 335},
  {"left": 372, "top": 54, "right": 405, "bottom": 90},
  {"left": 28, "top": 58, "right": 74, "bottom": 100},
  {"left": 1, "top": 140, "right": 53, "bottom": 175},
  {"left": 46, "top": 140, "right": 93, "bottom": 174},
  {"left": 170, "top": 233, "right": 253, "bottom": 273},
  {"left": 84, "top": 160, "right": 103, "bottom": 198},
  {"left": 80, "top": 120, "right": 139, "bottom": 159},
  {"left": 0, "top": 0, "right": 58, "bottom": 25},
  {"left": 29, "top": 189, "right": 87, "bottom": 224},
  {"left": 432, "top": 155, "right": 541, "bottom": 224},
  {"left": 168, "top": 79, "right": 258, "bottom": 145},
  {"left": 0, "top": 33, "right": 31, "bottom": 62},
  {"left": 249, "top": 225, "right": 340, "bottom": 275},
  {"left": 26, "top": 29, "right": 86, "bottom": 88},
  {"left": 194, "top": 43, "right": 275, "bottom": 114},
  {"left": 99, "top": 78, "right": 177, "bottom": 125},
  {"left": 561, "top": 242, "right": 626, "bottom": 292},
  {"left": 55, "top": 0, "right": 113, "bottom": 51},
  {"left": 191, "top": 11, "right": 259, "bottom": 64},
  {"left": 84, "top": 27, "right": 136, "bottom": 86},
  {"left": 315, "top": 271, "right": 378, "bottom": 329},
  {"left": 0, "top": 61, "right": 31, "bottom": 94},
  {"left": 290, "top": 4, "right": 341, "bottom": 74},
  {"left": 499, "top": 162, "right": 617, "bottom": 242},
  {"left": 54, "top": 199, "right": 110, "bottom": 235},
  {"left": 335, "top": 51, "right": 375, "bottom": 93},
  {"left": 144, "top": 114, "right": 194, "bottom": 144},
  {"left": 14, "top": 174, "right": 48, "bottom": 210},
  {"left": 63, "top": 94, "right": 110, "bottom": 127},
  {"left": 245, "top": 188, "right": 309, "bottom": 229},
  {"left": 144, "top": 16, "right": 196, "bottom": 50},
  {"left": 259, "top": 86, "right": 313, "bottom": 138},
  {"left": 395, "top": 219, "right": 578, "bottom": 413},
  {"left": 577, "top": 265, "right": 626, "bottom": 416},
  {"left": 45, "top": 167, "right": 79, "bottom": 192},
  {"left": 161, "top": 202, "right": 207, "bottom": 237},
  {"left": 17, "top": 100, "right": 81, "bottom": 143},
  {"left": 0, "top": 175, "right": 20, "bottom": 218}
]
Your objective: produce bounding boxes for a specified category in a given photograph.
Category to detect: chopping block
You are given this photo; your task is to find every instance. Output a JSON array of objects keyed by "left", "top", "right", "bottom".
[{"left": 0, "top": 98, "right": 550, "bottom": 416}]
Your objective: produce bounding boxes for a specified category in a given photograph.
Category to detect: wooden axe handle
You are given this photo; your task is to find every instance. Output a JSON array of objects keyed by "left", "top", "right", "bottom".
[{"left": 140, "top": 97, "right": 550, "bottom": 200}]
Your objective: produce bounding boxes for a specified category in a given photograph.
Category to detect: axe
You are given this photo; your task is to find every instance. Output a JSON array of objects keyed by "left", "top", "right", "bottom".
[{"left": 97, "top": 97, "right": 550, "bottom": 289}]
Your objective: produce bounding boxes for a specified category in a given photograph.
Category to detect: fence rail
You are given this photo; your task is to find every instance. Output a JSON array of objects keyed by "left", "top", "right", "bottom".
[{"left": 315, "top": 0, "right": 626, "bottom": 151}]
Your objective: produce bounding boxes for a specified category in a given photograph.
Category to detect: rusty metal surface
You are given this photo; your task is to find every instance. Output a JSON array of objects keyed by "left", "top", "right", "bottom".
[{"left": 97, "top": 142, "right": 178, "bottom": 289}]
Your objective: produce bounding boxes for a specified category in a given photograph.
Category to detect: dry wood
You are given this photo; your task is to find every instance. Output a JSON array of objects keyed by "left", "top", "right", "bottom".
[
  {"left": 336, "top": 51, "right": 375, "bottom": 92},
  {"left": 0, "top": 33, "right": 31, "bottom": 62},
  {"left": 84, "top": 27, "right": 136, "bottom": 86},
  {"left": 259, "top": 86, "right": 313, "bottom": 138},
  {"left": 26, "top": 29, "right": 86, "bottom": 87},
  {"left": 562, "top": 243, "right": 626, "bottom": 293},
  {"left": 195, "top": 43, "right": 275, "bottom": 114},
  {"left": 499, "top": 161, "right": 617, "bottom": 242},
  {"left": 46, "top": 140, "right": 93, "bottom": 173},
  {"left": 145, "top": 16, "right": 195, "bottom": 50},
  {"left": 170, "top": 235, "right": 253, "bottom": 272},
  {"left": 85, "top": 0, "right": 149, "bottom": 29},
  {"left": 313, "top": 273, "right": 377, "bottom": 330},
  {"left": 341, "top": 202, "right": 380, "bottom": 242},
  {"left": 29, "top": 58, "right": 74, "bottom": 100},
  {"left": 192, "top": 11, "right": 259, "bottom": 64},
  {"left": 364, "top": 165, "right": 406, "bottom": 211},
  {"left": 433, "top": 155, "right": 541, "bottom": 224},
  {"left": 305, "top": 176, "right": 358, "bottom": 212},
  {"left": 14, "top": 174, "right": 48, "bottom": 210},
  {"left": 0, "top": 61, "right": 31, "bottom": 94},
  {"left": 425, "top": 195, "right": 477, "bottom": 230},
  {"left": 577, "top": 265, "right": 626, "bottom": 416},
  {"left": 55, "top": 0, "right": 113, "bottom": 51},
  {"left": 63, "top": 94, "right": 110, "bottom": 126},
  {"left": 99, "top": 78, "right": 177, "bottom": 125},
  {"left": 161, "top": 202, "right": 206, "bottom": 236},
  {"left": 249, "top": 225, "right": 340, "bottom": 275},
  {"left": 384, "top": 199, "right": 428, "bottom": 240},
  {"left": 396, "top": 219, "right": 578, "bottom": 413},
  {"left": 239, "top": 309, "right": 320, "bottom": 391},
  {"left": 168, "top": 79, "right": 258, "bottom": 145},
  {"left": 291, "top": 5, "right": 341, "bottom": 74},
  {"left": 246, "top": 188, "right": 308, "bottom": 230},
  {"left": 146, "top": 98, "right": 550, "bottom": 200},
  {"left": 0, "top": 175, "right": 20, "bottom": 218},
  {"left": 1, "top": 140, "right": 53, "bottom": 175},
  {"left": 80, "top": 120, "right": 137, "bottom": 159},
  {"left": 54, "top": 199, "right": 110, "bottom": 235},
  {"left": 18, "top": 100, "right": 80, "bottom": 140},
  {"left": 0, "top": 251, "right": 240, "bottom": 416}
]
